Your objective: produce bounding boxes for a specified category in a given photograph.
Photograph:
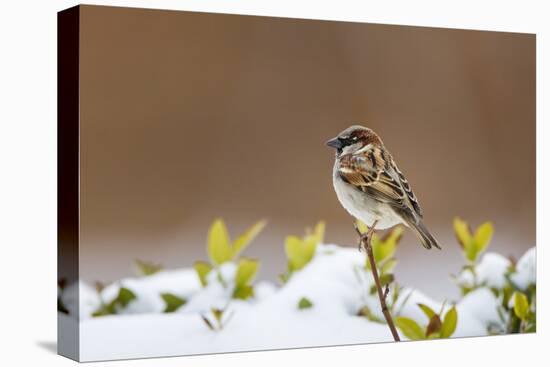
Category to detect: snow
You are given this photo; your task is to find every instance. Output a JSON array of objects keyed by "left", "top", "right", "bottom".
[
  {"left": 100, "top": 268, "right": 202, "bottom": 316},
  {"left": 61, "top": 280, "right": 101, "bottom": 320},
  {"left": 65, "top": 244, "right": 536, "bottom": 361},
  {"left": 456, "top": 252, "right": 511, "bottom": 289},
  {"left": 455, "top": 288, "right": 501, "bottom": 337},
  {"left": 510, "top": 247, "right": 536, "bottom": 290}
]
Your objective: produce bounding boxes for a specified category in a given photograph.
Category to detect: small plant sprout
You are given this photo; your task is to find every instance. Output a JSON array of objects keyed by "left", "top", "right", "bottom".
[
  {"left": 395, "top": 303, "right": 458, "bottom": 340},
  {"left": 92, "top": 287, "right": 137, "bottom": 317},
  {"left": 454, "top": 218, "right": 494, "bottom": 263},
  {"left": 135, "top": 259, "right": 163, "bottom": 276},
  {"left": 280, "top": 221, "right": 325, "bottom": 283},
  {"left": 193, "top": 261, "right": 212, "bottom": 287},
  {"left": 509, "top": 291, "right": 535, "bottom": 333},
  {"left": 201, "top": 307, "right": 235, "bottom": 331},
  {"left": 193, "top": 218, "right": 266, "bottom": 292},
  {"left": 232, "top": 258, "right": 260, "bottom": 300},
  {"left": 450, "top": 218, "right": 536, "bottom": 335},
  {"left": 207, "top": 218, "right": 267, "bottom": 266},
  {"left": 452, "top": 218, "right": 494, "bottom": 294}
]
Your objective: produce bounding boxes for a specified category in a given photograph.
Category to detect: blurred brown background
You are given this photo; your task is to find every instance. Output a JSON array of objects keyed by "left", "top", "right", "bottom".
[{"left": 78, "top": 5, "right": 535, "bottom": 298}]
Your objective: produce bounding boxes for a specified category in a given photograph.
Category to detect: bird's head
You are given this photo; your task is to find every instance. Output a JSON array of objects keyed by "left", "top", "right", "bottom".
[{"left": 326, "top": 125, "right": 382, "bottom": 155}]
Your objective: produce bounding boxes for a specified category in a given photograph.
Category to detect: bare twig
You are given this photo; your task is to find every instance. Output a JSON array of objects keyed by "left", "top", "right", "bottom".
[{"left": 355, "top": 221, "right": 401, "bottom": 342}]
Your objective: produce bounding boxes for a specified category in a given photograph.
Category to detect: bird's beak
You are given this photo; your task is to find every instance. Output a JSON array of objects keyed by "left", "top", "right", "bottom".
[{"left": 326, "top": 137, "right": 343, "bottom": 149}]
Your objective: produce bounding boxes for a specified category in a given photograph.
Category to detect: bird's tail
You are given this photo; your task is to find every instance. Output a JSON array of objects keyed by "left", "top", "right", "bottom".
[{"left": 409, "top": 219, "right": 441, "bottom": 250}]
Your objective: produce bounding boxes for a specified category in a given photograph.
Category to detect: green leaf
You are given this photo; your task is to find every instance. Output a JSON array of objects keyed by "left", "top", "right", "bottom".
[
  {"left": 380, "top": 258, "right": 398, "bottom": 275},
  {"left": 194, "top": 261, "right": 212, "bottom": 287},
  {"left": 465, "top": 242, "right": 478, "bottom": 262},
  {"left": 395, "top": 317, "right": 425, "bottom": 340},
  {"left": 285, "top": 236, "right": 316, "bottom": 272},
  {"left": 513, "top": 292, "right": 529, "bottom": 320},
  {"left": 371, "top": 235, "right": 385, "bottom": 263},
  {"left": 379, "top": 273, "right": 395, "bottom": 287},
  {"left": 161, "top": 293, "right": 186, "bottom": 313},
  {"left": 233, "top": 284, "right": 254, "bottom": 300},
  {"left": 312, "top": 221, "right": 326, "bottom": 244},
  {"left": 356, "top": 219, "right": 369, "bottom": 234},
  {"left": 440, "top": 306, "right": 458, "bottom": 338},
  {"left": 231, "top": 220, "right": 267, "bottom": 259},
  {"left": 212, "top": 308, "right": 224, "bottom": 323},
  {"left": 93, "top": 286, "right": 137, "bottom": 317},
  {"left": 474, "top": 222, "right": 494, "bottom": 255},
  {"left": 117, "top": 287, "right": 137, "bottom": 307},
  {"left": 135, "top": 259, "right": 162, "bottom": 276},
  {"left": 302, "top": 236, "right": 318, "bottom": 263},
  {"left": 453, "top": 217, "right": 472, "bottom": 248},
  {"left": 417, "top": 303, "right": 436, "bottom": 319},
  {"left": 357, "top": 305, "right": 383, "bottom": 322},
  {"left": 235, "top": 258, "right": 259, "bottom": 287},
  {"left": 298, "top": 297, "right": 313, "bottom": 310},
  {"left": 279, "top": 272, "right": 290, "bottom": 284},
  {"left": 375, "top": 227, "right": 403, "bottom": 262},
  {"left": 285, "top": 236, "right": 306, "bottom": 271},
  {"left": 207, "top": 219, "right": 232, "bottom": 265}
]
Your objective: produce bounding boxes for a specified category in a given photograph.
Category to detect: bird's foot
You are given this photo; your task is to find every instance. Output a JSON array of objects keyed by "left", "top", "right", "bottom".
[{"left": 353, "top": 220, "right": 378, "bottom": 253}]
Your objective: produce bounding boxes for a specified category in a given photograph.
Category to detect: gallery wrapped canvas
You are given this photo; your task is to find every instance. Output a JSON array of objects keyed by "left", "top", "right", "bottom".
[{"left": 58, "top": 5, "right": 536, "bottom": 362}]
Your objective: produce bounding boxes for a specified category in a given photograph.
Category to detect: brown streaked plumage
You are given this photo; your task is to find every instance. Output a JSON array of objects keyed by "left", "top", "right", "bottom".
[{"left": 327, "top": 125, "right": 440, "bottom": 250}]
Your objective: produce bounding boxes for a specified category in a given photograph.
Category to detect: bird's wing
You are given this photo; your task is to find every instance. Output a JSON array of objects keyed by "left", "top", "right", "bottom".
[{"left": 337, "top": 145, "right": 423, "bottom": 218}]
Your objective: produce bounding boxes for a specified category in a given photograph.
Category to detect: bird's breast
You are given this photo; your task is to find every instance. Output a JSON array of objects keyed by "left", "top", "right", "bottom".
[{"left": 332, "top": 167, "right": 402, "bottom": 229}]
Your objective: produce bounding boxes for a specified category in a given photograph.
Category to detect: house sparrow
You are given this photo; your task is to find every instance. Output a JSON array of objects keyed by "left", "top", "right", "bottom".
[{"left": 327, "top": 125, "right": 441, "bottom": 250}]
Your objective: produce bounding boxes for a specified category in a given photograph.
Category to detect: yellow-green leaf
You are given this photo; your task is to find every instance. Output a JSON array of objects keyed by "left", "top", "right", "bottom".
[
  {"left": 474, "top": 222, "right": 494, "bottom": 255},
  {"left": 231, "top": 220, "right": 267, "bottom": 259},
  {"left": 235, "top": 258, "right": 259, "bottom": 287},
  {"left": 298, "top": 297, "right": 313, "bottom": 309},
  {"left": 233, "top": 285, "right": 254, "bottom": 300},
  {"left": 379, "top": 273, "right": 395, "bottom": 287},
  {"left": 395, "top": 317, "right": 425, "bottom": 340},
  {"left": 465, "top": 242, "right": 478, "bottom": 262},
  {"left": 382, "top": 226, "right": 404, "bottom": 248},
  {"left": 440, "top": 306, "right": 458, "bottom": 338},
  {"left": 302, "top": 236, "right": 318, "bottom": 263},
  {"left": 285, "top": 235, "right": 317, "bottom": 272},
  {"left": 313, "top": 221, "right": 326, "bottom": 244},
  {"left": 380, "top": 258, "right": 398, "bottom": 274},
  {"left": 453, "top": 217, "right": 472, "bottom": 249},
  {"left": 375, "top": 227, "right": 403, "bottom": 263},
  {"left": 417, "top": 303, "right": 436, "bottom": 319},
  {"left": 212, "top": 308, "right": 224, "bottom": 323},
  {"left": 356, "top": 219, "right": 369, "bottom": 234},
  {"left": 207, "top": 219, "right": 232, "bottom": 265},
  {"left": 285, "top": 236, "right": 306, "bottom": 271},
  {"left": 513, "top": 292, "right": 529, "bottom": 320},
  {"left": 194, "top": 261, "right": 212, "bottom": 287},
  {"left": 135, "top": 259, "right": 162, "bottom": 276}
]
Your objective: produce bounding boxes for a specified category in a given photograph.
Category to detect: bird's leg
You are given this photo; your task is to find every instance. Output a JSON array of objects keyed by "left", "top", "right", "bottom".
[
  {"left": 353, "top": 221, "right": 378, "bottom": 252},
  {"left": 364, "top": 221, "right": 378, "bottom": 252},
  {"left": 353, "top": 222, "right": 365, "bottom": 252}
]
